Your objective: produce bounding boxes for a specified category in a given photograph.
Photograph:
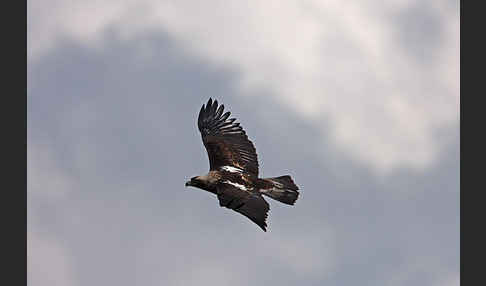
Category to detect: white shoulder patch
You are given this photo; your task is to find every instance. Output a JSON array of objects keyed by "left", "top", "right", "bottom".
[
  {"left": 220, "top": 166, "right": 243, "bottom": 173},
  {"left": 222, "top": 180, "right": 250, "bottom": 191}
]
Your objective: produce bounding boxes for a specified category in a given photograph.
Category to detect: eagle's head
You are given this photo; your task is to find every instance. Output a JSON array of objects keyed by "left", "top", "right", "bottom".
[
  {"left": 185, "top": 172, "right": 219, "bottom": 192},
  {"left": 185, "top": 176, "right": 205, "bottom": 188}
]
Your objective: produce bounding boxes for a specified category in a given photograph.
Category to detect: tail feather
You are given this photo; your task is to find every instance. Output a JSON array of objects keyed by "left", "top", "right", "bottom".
[{"left": 259, "top": 175, "right": 300, "bottom": 205}]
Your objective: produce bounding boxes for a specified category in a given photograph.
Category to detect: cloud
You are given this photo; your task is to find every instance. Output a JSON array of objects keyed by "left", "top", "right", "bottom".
[
  {"left": 441, "top": 274, "right": 460, "bottom": 286},
  {"left": 27, "top": 230, "right": 77, "bottom": 286},
  {"left": 28, "top": 143, "right": 78, "bottom": 286},
  {"left": 28, "top": 29, "right": 458, "bottom": 286},
  {"left": 28, "top": 0, "right": 459, "bottom": 173}
]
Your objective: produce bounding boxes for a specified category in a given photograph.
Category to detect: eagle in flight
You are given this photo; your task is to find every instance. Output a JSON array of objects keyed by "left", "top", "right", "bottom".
[{"left": 185, "top": 98, "right": 300, "bottom": 231}]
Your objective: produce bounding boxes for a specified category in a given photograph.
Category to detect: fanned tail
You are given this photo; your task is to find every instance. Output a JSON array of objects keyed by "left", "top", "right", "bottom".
[{"left": 258, "top": 175, "right": 300, "bottom": 205}]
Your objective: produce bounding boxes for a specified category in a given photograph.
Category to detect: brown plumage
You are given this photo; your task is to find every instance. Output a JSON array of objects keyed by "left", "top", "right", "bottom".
[{"left": 185, "top": 98, "right": 300, "bottom": 231}]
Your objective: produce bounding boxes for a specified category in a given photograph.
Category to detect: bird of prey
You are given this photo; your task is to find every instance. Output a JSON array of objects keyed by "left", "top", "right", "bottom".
[{"left": 185, "top": 98, "right": 300, "bottom": 231}]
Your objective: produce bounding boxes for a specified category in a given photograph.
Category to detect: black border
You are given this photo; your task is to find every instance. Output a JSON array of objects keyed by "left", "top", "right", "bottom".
[
  {"left": 9, "top": 0, "right": 27, "bottom": 284},
  {"left": 460, "top": 0, "right": 477, "bottom": 284}
]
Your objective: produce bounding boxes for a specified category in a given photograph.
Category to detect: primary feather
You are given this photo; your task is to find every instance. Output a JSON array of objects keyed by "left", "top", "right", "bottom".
[{"left": 198, "top": 98, "right": 259, "bottom": 177}]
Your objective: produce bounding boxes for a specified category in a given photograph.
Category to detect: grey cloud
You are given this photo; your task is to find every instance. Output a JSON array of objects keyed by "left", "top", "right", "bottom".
[
  {"left": 28, "top": 27, "right": 458, "bottom": 286},
  {"left": 390, "top": 1, "right": 452, "bottom": 64}
]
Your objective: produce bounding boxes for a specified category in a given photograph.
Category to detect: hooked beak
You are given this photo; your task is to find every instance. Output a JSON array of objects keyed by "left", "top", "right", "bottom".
[{"left": 185, "top": 180, "right": 191, "bottom": 187}]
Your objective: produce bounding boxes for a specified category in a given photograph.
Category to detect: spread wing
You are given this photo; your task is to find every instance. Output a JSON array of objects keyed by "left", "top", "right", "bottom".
[
  {"left": 198, "top": 98, "right": 259, "bottom": 177},
  {"left": 216, "top": 182, "right": 269, "bottom": 231}
]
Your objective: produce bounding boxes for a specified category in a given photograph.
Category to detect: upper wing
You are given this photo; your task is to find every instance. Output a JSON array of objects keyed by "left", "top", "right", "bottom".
[
  {"left": 216, "top": 182, "right": 269, "bottom": 231},
  {"left": 198, "top": 98, "right": 259, "bottom": 177}
]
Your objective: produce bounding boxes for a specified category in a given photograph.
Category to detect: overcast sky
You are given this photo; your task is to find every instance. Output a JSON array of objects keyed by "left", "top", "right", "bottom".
[{"left": 28, "top": 1, "right": 459, "bottom": 285}]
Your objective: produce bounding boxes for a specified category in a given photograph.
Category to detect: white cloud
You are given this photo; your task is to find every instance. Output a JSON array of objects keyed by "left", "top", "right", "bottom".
[
  {"left": 28, "top": 143, "right": 77, "bottom": 286},
  {"left": 443, "top": 274, "right": 460, "bottom": 286},
  {"left": 28, "top": 229, "right": 77, "bottom": 286},
  {"left": 436, "top": 274, "right": 460, "bottom": 286},
  {"left": 28, "top": 0, "right": 459, "bottom": 173}
]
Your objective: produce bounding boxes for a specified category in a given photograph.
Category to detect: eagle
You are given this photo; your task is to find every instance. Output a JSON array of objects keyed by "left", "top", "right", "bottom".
[{"left": 185, "top": 98, "right": 300, "bottom": 231}]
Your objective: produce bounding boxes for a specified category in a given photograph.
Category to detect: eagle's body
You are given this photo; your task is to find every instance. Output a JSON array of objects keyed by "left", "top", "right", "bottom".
[{"left": 185, "top": 98, "right": 300, "bottom": 231}]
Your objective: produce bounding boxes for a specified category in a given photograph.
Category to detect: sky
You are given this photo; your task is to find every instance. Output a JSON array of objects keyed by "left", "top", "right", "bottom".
[{"left": 28, "top": 1, "right": 459, "bottom": 285}]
